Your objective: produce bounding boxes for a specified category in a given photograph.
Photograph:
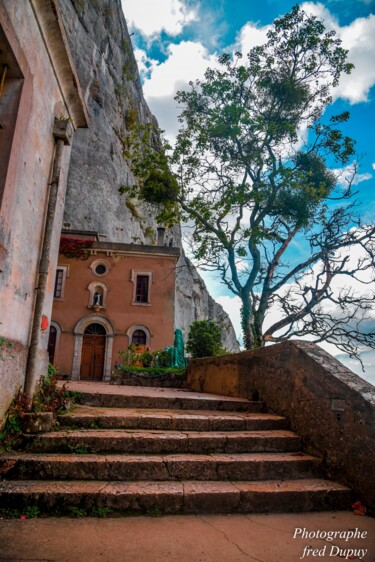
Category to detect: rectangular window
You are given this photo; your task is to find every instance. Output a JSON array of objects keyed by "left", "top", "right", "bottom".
[
  {"left": 135, "top": 275, "right": 149, "bottom": 303},
  {"left": 54, "top": 269, "right": 64, "bottom": 298}
]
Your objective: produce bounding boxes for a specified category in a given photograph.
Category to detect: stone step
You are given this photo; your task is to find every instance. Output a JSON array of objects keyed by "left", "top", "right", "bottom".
[
  {"left": 59, "top": 406, "right": 288, "bottom": 432},
  {"left": 77, "top": 391, "right": 258, "bottom": 412},
  {"left": 0, "top": 452, "right": 323, "bottom": 482},
  {"left": 26, "top": 429, "right": 301, "bottom": 455},
  {"left": 0, "top": 479, "right": 352, "bottom": 515}
]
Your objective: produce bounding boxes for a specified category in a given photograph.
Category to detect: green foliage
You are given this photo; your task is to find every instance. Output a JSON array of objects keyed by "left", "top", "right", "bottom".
[
  {"left": 32, "top": 365, "right": 69, "bottom": 414},
  {"left": 186, "top": 321, "right": 226, "bottom": 358},
  {"left": 114, "top": 83, "right": 125, "bottom": 100},
  {"left": 91, "top": 507, "right": 113, "bottom": 518},
  {"left": 118, "top": 346, "right": 176, "bottom": 370},
  {"left": 115, "top": 5, "right": 374, "bottom": 361},
  {"left": 0, "top": 389, "right": 30, "bottom": 452},
  {"left": 122, "top": 40, "right": 138, "bottom": 82},
  {"left": 24, "top": 506, "right": 41, "bottom": 518},
  {"left": 125, "top": 199, "right": 142, "bottom": 220},
  {"left": 119, "top": 123, "right": 180, "bottom": 227},
  {"left": 119, "top": 366, "right": 186, "bottom": 376},
  {"left": 142, "top": 225, "right": 156, "bottom": 244},
  {"left": 68, "top": 507, "right": 87, "bottom": 518},
  {"left": 125, "top": 107, "right": 138, "bottom": 129},
  {"left": 146, "top": 507, "right": 164, "bottom": 517},
  {"left": 0, "top": 365, "right": 79, "bottom": 452}
]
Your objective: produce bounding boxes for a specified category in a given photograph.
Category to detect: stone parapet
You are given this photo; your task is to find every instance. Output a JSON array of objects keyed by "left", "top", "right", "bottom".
[{"left": 187, "top": 341, "right": 375, "bottom": 511}]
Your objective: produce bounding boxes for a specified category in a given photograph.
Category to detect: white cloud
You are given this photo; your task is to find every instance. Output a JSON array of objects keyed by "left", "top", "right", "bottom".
[
  {"left": 142, "top": 41, "right": 217, "bottom": 98},
  {"left": 135, "top": 3, "right": 375, "bottom": 142},
  {"left": 301, "top": 3, "right": 375, "bottom": 103},
  {"left": 332, "top": 162, "right": 373, "bottom": 188},
  {"left": 121, "top": 0, "right": 196, "bottom": 39},
  {"left": 236, "top": 22, "right": 271, "bottom": 54},
  {"left": 372, "top": 163, "right": 375, "bottom": 170},
  {"left": 134, "top": 49, "right": 159, "bottom": 81},
  {"left": 237, "top": 3, "right": 375, "bottom": 105},
  {"left": 138, "top": 41, "right": 218, "bottom": 140}
]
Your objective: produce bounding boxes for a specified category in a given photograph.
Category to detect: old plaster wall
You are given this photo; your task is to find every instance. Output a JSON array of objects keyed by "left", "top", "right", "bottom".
[
  {"left": 187, "top": 341, "right": 375, "bottom": 511},
  {"left": 53, "top": 245, "right": 179, "bottom": 377},
  {"left": 58, "top": 0, "right": 239, "bottom": 352},
  {"left": 0, "top": 1, "right": 74, "bottom": 420}
]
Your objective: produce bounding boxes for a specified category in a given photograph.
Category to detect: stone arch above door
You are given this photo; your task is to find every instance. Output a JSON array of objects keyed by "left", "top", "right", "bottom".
[
  {"left": 71, "top": 314, "right": 115, "bottom": 381},
  {"left": 126, "top": 324, "right": 152, "bottom": 348}
]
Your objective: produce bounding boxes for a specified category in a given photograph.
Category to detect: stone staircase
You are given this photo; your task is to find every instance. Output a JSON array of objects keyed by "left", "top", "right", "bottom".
[{"left": 0, "top": 383, "right": 352, "bottom": 516}]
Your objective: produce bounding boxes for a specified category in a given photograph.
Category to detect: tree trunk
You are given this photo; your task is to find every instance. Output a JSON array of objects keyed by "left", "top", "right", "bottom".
[{"left": 240, "top": 296, "right": 262, "bottom": 350}]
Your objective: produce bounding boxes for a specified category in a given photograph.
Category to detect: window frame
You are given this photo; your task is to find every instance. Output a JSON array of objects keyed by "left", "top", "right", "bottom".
[
  {"left": 131, "top": 329, "right": 147, "bottom": 345},
  {"left": 130, "top": 270, "right": 152, "bottom": 306},
  {"left": 53, "top": 265, "right": 68, "bottom": 300},
  {"left": 90, "top": 258, "right": 111, "bottom": 278},
  {"left": 126, "top": 324, "right": 151, "bottom": 348}
]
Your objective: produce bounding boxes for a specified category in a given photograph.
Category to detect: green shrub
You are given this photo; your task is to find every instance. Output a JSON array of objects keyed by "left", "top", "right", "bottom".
[
  {"left": 119, "top": 366, "right": 186, "bottom": 377},
  {"left": 118, "top": 346, "right": 173, "bottom": 369},
  {"left": 186, "top": 320, "right": 226, "bottom": 358}
]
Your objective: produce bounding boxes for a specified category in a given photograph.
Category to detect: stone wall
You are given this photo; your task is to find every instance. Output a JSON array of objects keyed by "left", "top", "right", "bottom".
[
  {"left": 0, "top": 340, "right": 28, "bottom": 428},
  {"left": 187, "top": 341, "right": 375, "bottom": 511},
  {"left": 58, "top": 0, "right": 239, "bottom": 352}
]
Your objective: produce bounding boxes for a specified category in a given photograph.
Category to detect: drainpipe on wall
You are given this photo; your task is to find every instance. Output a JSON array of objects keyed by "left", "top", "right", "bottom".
[{"left": 24, "top": 118, "right": 73, "bottom": 401}]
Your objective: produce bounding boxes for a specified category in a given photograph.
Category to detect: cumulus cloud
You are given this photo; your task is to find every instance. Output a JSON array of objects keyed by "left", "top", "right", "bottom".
[
  {"left": 136, "top": 41, "right": 217, "bottom": 140},
  {"left": 236, "top": 3, "right": 375, "bottom": 105},
  {"left": 301, "top": 3, "right": 375, "bottom": 103},
  {"left": 236, "top": 22, "right": 271, "bottom": 53},
  {"left": 121, "top": 0, "right": 196, "bottom": 39},
  {"left": 332, "top": 162, "right": 373, "bottom": 188},
  {"left": 136, "top": 2, "right": 375, "bottom": 143}
]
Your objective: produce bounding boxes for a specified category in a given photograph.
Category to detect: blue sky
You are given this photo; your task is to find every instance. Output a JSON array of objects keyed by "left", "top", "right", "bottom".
[{"left": 121, "top": 0, "right": 375, "bottom": 383}]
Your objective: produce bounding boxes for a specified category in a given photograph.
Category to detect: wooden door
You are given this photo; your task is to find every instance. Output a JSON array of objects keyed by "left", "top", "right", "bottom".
[{"left": 80, "top": 324, "right": 106, "bottom": 380}]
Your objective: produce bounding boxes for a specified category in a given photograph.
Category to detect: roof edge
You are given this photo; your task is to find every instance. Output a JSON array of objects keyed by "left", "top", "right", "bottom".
[{"left": 29, "top": 0, "right": 89, "bottom": 129}]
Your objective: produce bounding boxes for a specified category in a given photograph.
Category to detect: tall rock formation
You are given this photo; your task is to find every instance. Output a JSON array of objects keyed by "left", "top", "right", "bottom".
[{"left": 59, "top": 0, "right": 239, "bottom": 351}]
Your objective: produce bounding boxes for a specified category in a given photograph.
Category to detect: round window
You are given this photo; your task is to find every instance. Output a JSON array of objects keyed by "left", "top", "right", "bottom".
[{"left": 95, "top": 264, "right": 107, "bottom": 275}]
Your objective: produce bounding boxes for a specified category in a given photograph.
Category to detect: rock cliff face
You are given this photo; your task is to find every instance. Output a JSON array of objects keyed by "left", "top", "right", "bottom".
[{"left": 59, "top": 0, "right": 239, "bottom": 351}]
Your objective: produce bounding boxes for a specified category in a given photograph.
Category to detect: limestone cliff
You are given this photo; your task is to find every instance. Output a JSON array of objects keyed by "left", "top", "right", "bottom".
[{"left": 59, "top": 0, "right": 239, "bottom": 351}]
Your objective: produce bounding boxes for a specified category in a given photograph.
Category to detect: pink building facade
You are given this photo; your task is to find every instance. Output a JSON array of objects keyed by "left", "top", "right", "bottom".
[{"left": 0, "top": 0, "right": 87, "bottom": 421}]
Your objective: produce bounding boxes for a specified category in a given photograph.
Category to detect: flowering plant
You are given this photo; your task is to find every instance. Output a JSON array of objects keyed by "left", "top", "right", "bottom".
[{"left": 59, "top": 237, "right": 93, "bottom": 260}]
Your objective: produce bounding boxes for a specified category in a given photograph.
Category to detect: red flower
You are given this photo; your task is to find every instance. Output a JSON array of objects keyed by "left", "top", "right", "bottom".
[{"left": 59, "top": 237, "right": 93, "bottom": 260}]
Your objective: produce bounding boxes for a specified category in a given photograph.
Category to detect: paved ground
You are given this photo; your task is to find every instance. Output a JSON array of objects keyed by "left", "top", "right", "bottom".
[{"left": 0, "top": 511, "right": 374, "bottom": 562}]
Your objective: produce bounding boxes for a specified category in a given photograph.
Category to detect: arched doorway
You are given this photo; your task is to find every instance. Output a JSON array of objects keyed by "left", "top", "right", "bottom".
[
  {"left": 47, "top": 325, "right": 57, "bottom": 364},
  {"left": 80, "top": 323, "right": 106, "bottom": 380}
]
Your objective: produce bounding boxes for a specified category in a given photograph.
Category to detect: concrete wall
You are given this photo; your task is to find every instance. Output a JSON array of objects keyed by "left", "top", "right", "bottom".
[
  {"left": 187, "top": 341, "right": 375, "bottom": 511},
  {"left": 0, "top": 0, "right": 86, "bottom": 421}
]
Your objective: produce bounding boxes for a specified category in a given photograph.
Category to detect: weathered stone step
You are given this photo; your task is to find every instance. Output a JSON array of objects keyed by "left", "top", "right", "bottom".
[
  {"left": 77, "top": 391, "right": 258, "bottom": 412},
  {"left": 0, "top": 479, "right": 352, "bottom": 515},
  {"left": 26, "top": 429, "right": 302, "bottom": 454},
  {"left": 0, "top": 452, "right": 323, "bottom": 482},
  {"left": 59, "top": 406, "right": 288, "bottom": 432},
  {"left": 61, "top": 382, "right": 258, "bottom": 412}
]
